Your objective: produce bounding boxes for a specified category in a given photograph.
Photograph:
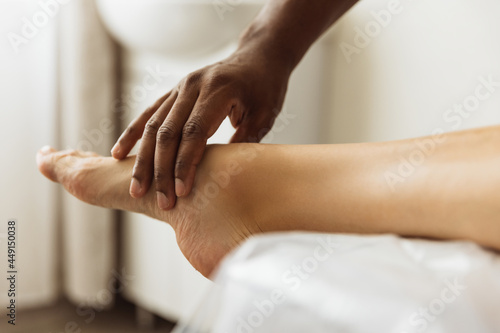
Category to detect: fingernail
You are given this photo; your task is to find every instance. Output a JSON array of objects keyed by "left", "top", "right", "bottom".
[
  {"left": 175, "top": 178, "right": 186, "bottom": 197},
  {"left": 157, "top": 192, "right": 169, "bottom": 210},
  {"left": 130, "top": 178, "right": 142, "bottom": 197},
  {"left": 111, "top": 143, "right": 120, "bottom": 157}
]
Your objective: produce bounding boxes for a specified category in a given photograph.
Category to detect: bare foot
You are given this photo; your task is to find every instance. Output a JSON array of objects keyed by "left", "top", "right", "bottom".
[{"left": 36, "top": 144, "right": 265, "bottom": 277}]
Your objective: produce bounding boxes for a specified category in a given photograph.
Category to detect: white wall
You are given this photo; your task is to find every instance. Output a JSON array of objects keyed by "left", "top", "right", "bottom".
[
  {"left": 325, "top": 0, "right": 500, "bottom": 143},
  {"left": 0, "top": 0, "right": 59, "bottom": 309}
]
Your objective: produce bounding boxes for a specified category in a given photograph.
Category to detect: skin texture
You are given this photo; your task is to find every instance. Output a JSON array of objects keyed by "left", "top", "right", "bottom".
[
  {"left": 38, "top": 126, "right": 500, "bottom": 277},
  {"left": 111, "top": 0, "right": 359, "bottom": 211}
]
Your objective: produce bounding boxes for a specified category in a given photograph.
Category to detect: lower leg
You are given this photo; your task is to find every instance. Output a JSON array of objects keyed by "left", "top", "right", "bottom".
[
  {"left": 36, "top": 126, "right": 500, "bottom": 275},
  {"left": 240, "top": 127, "right": 500, "bottom": 250}
]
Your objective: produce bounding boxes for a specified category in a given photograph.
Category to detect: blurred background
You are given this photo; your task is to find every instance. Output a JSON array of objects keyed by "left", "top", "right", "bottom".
[{"left": 1, "top": 0, "right": 500, "bottom": 332}]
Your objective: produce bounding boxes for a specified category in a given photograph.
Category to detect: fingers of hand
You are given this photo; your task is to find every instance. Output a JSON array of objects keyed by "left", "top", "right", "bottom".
[
  {"left": 229, "top": 113, "right": 276, "bottom": 144},
  {"left": 154, "top": 88, "right": 199, "bottom": 210},
  {"left": 111, "top": 92, "right": 170, "bottom": 159},
  {"left": 129, "top": 92, "right": 177, "bottom": 198},
  {"left": 174, "top": 91, "right": 236, "bottom": 197}
]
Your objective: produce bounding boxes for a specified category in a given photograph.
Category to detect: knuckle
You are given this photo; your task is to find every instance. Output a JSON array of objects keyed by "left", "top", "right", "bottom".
[
  {"left": 144, "top": 118, "right": 162, "bottom": 137},
  {"left": 172, "top": 85, "right": 181, "bottom": 95},
  {"left": 185, "top": 72, "right": 202, "bottom": 87},
  {"left": 206, "top": 72, "right": 232, "bottom": 88},
  {"left": 157, "top": 121, "right": 180, "bottom": 143},
  {"left": 182, "top": 118, "right": 206, "bottom": 140},
  {"left": 175, "top": 159, "right": 190, "bottom": 173}
]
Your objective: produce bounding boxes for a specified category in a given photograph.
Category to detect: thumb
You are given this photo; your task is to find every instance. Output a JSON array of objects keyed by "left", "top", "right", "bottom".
[{"left": 229, "top": 117, "right": 273, "bottom": 144}]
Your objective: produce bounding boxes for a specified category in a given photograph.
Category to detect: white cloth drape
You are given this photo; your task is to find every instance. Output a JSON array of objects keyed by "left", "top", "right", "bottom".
[{"left": 174, "top": 233, "right": 500, "bottom": 333}]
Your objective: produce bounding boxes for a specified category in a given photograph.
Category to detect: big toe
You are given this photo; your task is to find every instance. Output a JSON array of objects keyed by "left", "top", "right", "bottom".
[
  {"left": 36, "top": 146, "right": 85, "bottom": 183},
  {"left": 36, "top": 146, "right": 62, "bottom": 182}
]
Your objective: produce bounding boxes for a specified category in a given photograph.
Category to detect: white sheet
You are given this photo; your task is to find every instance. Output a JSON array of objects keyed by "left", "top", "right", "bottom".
[{"left": 173, "top": 232, "right": 500, "bottom": 333}]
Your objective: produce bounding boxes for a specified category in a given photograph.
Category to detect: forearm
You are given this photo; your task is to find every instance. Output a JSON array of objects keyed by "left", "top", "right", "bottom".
[
  {"left": 236, "top": 0, "right": 358, "bottom": 73},
  {"left": 254, "top": 126, "right": 500, "bottom": 250}
]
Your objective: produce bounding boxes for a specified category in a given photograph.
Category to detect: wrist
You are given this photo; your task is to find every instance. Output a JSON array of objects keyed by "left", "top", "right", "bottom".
[{"left": 235, "top": 24, "right": 298, "bottom": 76}]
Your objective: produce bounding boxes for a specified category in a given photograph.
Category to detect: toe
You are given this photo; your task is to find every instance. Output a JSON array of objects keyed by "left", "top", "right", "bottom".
[
  {"left": 37, "top": 147, "right": 100, "bottom": 203},
  {"left": 36, "top": 146, "right": 61, "bottom": 182},
  {"left": 36, "top": 147, "right": 79, "bottom": 183},
  {"left": 40, "top": 145, "right": 56, "bottom": 155}
]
